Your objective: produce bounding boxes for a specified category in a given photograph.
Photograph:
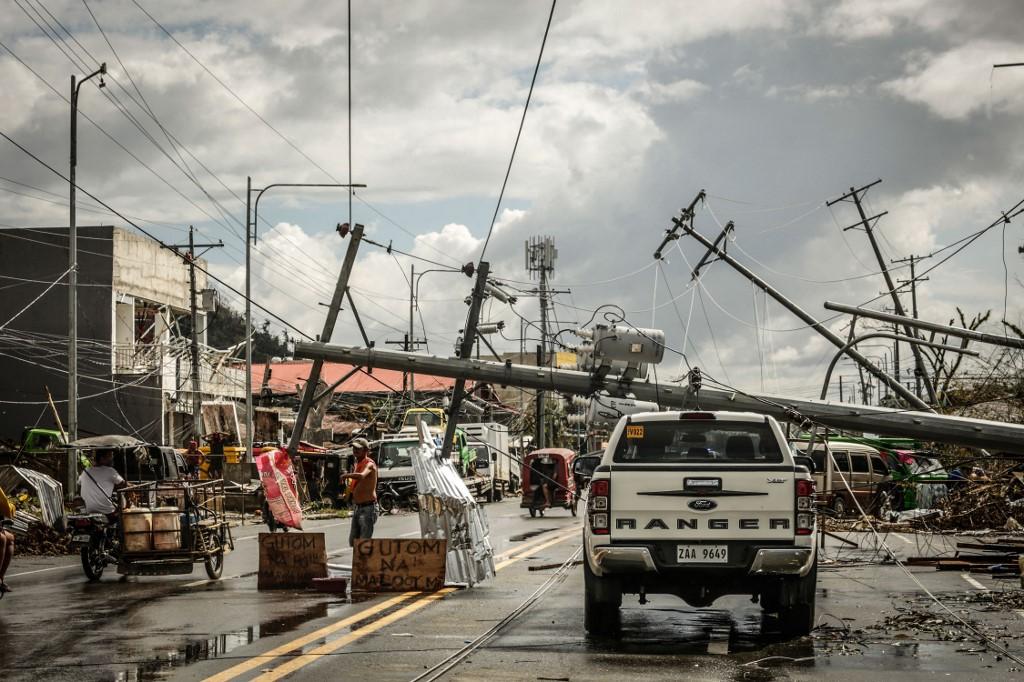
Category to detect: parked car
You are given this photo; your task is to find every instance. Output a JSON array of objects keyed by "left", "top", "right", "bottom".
[{"left": 791, "top": 440, "right": 891, "bottom": 516}]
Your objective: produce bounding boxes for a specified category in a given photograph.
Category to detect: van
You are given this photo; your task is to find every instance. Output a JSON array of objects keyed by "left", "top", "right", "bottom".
[{"left": 791, "top": 441, "right": 891, "bottom": 516}]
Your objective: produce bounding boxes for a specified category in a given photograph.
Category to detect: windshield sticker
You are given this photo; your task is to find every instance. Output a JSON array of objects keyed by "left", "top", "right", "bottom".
[{"left": 626, "top": 425, "right": 645, "bottom": 439}]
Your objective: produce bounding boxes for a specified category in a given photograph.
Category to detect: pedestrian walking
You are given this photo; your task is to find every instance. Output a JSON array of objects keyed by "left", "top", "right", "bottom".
[{"left": 339, "top": 438, "right": 378, "bottom": 546}]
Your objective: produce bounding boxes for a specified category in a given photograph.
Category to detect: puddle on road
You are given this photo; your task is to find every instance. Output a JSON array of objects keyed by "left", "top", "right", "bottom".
[{"left": 112, "top": 598, "right": 349, "bottom": 680}]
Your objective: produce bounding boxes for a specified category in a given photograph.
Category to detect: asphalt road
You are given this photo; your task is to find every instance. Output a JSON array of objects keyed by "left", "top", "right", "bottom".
[{"left": 3, "top": 501, "right": 1023, "bottom": 681}]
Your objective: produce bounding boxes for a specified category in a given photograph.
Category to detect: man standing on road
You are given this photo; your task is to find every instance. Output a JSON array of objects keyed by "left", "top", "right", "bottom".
[{"left": 340, "top": 438, "right": 378, "bottom": 546}]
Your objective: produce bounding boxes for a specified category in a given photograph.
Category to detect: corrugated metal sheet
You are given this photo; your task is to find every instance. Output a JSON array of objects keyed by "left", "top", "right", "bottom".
[{"left": 410, "top": 422, "right": 495, "bottom": 586}]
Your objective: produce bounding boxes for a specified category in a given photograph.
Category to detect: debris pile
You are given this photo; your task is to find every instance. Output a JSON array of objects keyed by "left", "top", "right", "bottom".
[
  {"left": 931, "top": 472, "right": 1024, "bottom": 531},
  {"left": 13, "top": 512, "right": 72, "bottom": 555},
  {"left": 907, "top": 537, "right": 1024, "bottom": 579}
]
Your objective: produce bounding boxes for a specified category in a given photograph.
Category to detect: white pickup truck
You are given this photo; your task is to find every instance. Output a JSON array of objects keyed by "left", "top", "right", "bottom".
[{"left": 583, "top": 410, "right": 817, "bottom": 637}]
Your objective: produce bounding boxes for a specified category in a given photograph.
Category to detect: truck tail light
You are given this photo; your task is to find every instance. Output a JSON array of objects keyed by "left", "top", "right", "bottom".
[
  {"left": 795, "top": 478, "right": 815, "bottom": 536},
  {"left": 588, "top": 479, "right": 610, "bottom": 535}
]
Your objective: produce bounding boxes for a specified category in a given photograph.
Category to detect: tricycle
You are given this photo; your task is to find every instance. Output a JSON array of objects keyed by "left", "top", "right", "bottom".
[
  {"left": 68, "top": 479, "right": 233, "bottom": 581},
  {"left": 520, "top": 448, "right": 577, "bottom": 517}
]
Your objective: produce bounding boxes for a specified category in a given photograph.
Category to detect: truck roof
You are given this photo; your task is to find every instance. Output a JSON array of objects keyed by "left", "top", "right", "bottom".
[{"left": 622, "top": 410, "right": 772, "bottom": 424}]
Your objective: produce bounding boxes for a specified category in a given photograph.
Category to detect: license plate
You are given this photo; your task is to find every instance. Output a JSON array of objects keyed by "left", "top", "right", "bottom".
[
  {"left": 677, "top": 544, "right": 728, "bottom": 563},
  {"left": 72, "top": 534, "right": 91, "bottom": 543}
]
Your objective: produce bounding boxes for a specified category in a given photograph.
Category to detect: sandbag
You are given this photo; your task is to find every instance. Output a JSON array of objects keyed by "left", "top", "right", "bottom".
[{"left": 255, "top": 449, "right": 303, "bottom": 530}]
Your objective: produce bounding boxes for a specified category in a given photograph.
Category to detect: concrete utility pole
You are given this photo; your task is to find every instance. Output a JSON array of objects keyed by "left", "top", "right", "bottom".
[
  {"left": 894, "top": 254, "right": 928, "bottom": 397},
  {"left": 171, "top": 226, "right": 223, "bottom": 440},
  {"left": 654, "top": 190, "right": 705, "bottom": 261},
  {"left": 68, "top": 62, "right": 105, "bottom": 450},
  {"left": 828, "top": 180, "right": 937, "bottom": 403},
  {"left": 677, "top": 214, "right": 931, "bottom": 411},
  {"left": 292, "top": 342, "right": 1024, "bottom": 454},
  {"left": 440, "top": 261, "right": 491, "bottom": 465},
  {"left": 824, "top": 301, "right": 1024, "bottom": 350},
  {"left": 526, "top": 236, "right": 557, "bottom": 448},
  {"left": 286, "top": 223, "right": 364, "bottom": 459}
]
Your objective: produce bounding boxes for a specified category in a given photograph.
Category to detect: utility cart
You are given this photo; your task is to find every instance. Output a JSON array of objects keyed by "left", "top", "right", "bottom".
[{"left": 114, "top": 479, "right": 233, "bottom": 579}]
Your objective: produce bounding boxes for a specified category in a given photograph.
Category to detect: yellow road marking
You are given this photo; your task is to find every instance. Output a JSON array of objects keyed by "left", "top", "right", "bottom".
[
  {"left": 202, "top": 592, "right": 419, "bottom": 682},
  {"left": 227, "top": 524, "right": 581, "bottom": 681},
  {"left": 251, "top": 589, "right": 457, "bottom": 681}
]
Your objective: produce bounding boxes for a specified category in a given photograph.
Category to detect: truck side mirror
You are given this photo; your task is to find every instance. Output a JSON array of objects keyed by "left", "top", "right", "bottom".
[{"left": 491, "top": 451, "right": 497, "bottom": 461}]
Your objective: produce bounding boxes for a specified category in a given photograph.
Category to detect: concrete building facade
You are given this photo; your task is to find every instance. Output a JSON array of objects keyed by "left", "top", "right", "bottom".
[{"left": 0, "top": 225, "right": 244, "bottom": 446}]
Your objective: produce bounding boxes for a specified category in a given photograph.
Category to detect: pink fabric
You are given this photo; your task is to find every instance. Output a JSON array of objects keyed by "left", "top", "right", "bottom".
[{"left": 256, "top": 449, "right": 303, "bottom": 530}]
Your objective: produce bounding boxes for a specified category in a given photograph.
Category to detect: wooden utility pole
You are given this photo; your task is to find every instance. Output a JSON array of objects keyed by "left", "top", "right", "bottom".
[
  {"left": 170, "top": 226, "right": 222, "bottom": 440},
  {"left": 828, "top": 180, "right": 937, "bottom": 403}
]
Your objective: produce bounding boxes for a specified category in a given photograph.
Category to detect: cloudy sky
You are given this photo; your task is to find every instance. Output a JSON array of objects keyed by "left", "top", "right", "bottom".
[{"left": 2, "top": 0, "right": 1022, "bottom": 402}]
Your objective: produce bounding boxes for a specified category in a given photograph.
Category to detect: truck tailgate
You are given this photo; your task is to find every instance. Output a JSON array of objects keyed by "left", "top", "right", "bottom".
[{"left": 609, "top": 466, "right": 795, "bottom": 541}]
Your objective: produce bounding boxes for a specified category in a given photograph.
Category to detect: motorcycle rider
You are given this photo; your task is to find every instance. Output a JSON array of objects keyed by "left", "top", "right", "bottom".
[{"left": 79, "top": 448, "right": 128, "bottom": 518}]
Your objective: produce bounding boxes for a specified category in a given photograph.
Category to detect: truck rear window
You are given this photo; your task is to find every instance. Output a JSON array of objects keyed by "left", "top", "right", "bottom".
[{"left": 613, "top": 420, "right": 784, "bottom": 464}]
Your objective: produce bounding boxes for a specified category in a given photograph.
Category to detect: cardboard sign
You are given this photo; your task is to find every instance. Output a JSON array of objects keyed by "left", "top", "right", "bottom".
[
  {"left": 258, "top": 532, "right": 327, "bottom": 590},
  {"left": 352, "top": 538, "right": 447, "bottom": 593}
]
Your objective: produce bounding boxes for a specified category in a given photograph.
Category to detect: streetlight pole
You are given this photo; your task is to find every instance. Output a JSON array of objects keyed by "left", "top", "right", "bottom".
[
  {"left": 244, "top": 181, "right": 365, "bottom": 459},
  {"left": 68, "top": 62, "right": 104, "bottom": 465},
  {"left": 410, "top": 264, "right": 476, "bottom": 402}
]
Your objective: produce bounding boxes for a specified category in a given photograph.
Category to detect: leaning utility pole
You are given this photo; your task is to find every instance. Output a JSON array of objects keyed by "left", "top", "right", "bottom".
[
  {"left": 828, "top": 181, "right": 936, "bottom": 403},
  {"left": 286, "top": 223, "right": 364, "bottom": 459},
  {"left": 440, "top": 261, "right": 491, "bottom": 464},
  {"left": 677, "top": 213, "right": 931, "bottom": 411},
  {"left": 170, "top": 227, "right": 223, "bottom": 440}
]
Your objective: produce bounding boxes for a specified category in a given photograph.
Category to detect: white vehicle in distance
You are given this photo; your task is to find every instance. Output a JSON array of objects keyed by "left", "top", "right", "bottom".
[{"left": 583, "top": 410, "right": 817, "bottom": 637}]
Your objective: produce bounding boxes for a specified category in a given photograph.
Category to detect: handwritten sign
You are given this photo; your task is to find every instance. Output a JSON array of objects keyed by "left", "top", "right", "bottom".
[
  {"left": 352, "top": 538, "right": 447, "bottom": 593},
  {"left": 258, "top": 532, "right": 327, "bottom": 590}
]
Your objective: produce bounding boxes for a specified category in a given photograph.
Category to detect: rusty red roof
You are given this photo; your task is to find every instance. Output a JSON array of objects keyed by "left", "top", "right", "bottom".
[{"left": 251, "top": 360, "right": 468, "bottom": 395}]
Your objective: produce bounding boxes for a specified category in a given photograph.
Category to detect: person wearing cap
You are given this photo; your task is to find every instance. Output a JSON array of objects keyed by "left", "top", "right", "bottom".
[{"left": 340, "top": 438, "right": 378, "bottom": 545}]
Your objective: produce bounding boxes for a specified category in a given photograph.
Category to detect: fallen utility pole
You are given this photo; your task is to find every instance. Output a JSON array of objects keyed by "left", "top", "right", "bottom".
[
  {"left": 828, "top": 181, "right": 937, "bottom": 403},
  {"left": 286, "top": 223, "right": 364, "bottom": 459},
  {"left": 677, "top": 214, "right": 931, "bottom": 411},
  {"left": 824, "top": 302, "right": 1024, "bottom": 350},
  {"left": 170, "top": 226, "right": 223, "bottom": 440},
  {"left": 291, "top": 343, "right": 1024, "bottom": 454}
]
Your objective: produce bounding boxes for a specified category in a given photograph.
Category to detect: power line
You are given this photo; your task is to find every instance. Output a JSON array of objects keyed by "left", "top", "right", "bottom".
[
  {"left": 0, "top": 127, "right": 317, "bottom": 342},
  {"left": 478, "top": 0, "right": 556, "bottom": 264}
]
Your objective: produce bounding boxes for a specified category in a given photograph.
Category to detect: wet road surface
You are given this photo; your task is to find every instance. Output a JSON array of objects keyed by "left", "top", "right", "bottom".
[{"left": 3, "top": 501, "right": 1023, "bottom": 681}]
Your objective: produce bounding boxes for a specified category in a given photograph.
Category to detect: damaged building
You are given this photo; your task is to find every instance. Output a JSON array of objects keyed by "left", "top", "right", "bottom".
[{"left": 0, "top": 225, "right": 244, "bottom": 446}]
